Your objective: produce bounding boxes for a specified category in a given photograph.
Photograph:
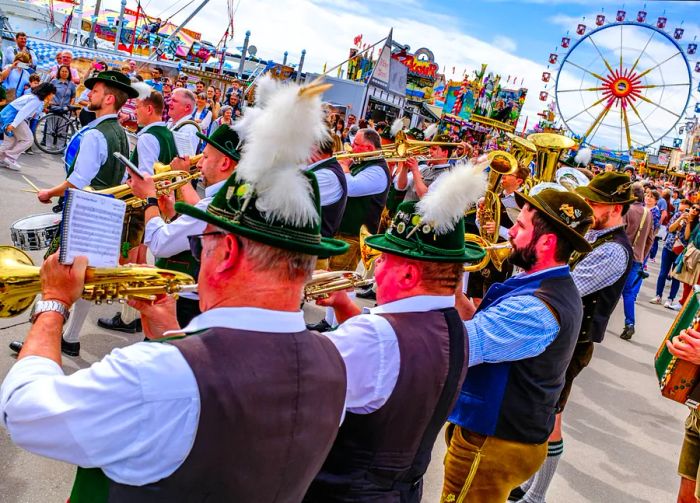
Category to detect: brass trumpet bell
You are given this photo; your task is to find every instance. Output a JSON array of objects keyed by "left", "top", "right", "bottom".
[
  {"left": 153, "top": 153, "right": 203, "bottom": 175},
  {"left": 89, "top": 170, "right": 201, "bottom": 209},
  {"left": 0, "top": 246, "right": 196, "bottom": 318},
  {"left": 479, "top": 150, "right": 519, "bottom": 254},
  {"left": 463, "top": 234, "right": 512, "bottom": 272}
]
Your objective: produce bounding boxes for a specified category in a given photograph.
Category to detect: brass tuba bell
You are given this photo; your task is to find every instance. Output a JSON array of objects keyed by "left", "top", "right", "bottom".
[{"left": 527, "top": 133, "right": 576, "bottom": 184}]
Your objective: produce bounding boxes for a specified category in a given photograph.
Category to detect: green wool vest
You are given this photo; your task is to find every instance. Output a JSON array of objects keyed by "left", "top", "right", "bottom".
[
  {"left": 130, "top": 125, "right": 178, "bottom": 167},
  {"left": 67, "top": 117, "right": 129, "bottom": 190}
]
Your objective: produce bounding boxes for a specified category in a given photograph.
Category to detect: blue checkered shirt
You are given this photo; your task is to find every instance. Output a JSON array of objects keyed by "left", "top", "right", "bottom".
[{"left": 572, "top": 225, "right": 630, "bottom": 297}]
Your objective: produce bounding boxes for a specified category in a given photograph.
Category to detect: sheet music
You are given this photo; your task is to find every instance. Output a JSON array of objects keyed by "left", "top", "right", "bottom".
[
  {"left": 172, "top": 129, "right": 196, "bottom": 156},
  {"left": 60, "top": 189, "right": 126, "bottom": 267}
]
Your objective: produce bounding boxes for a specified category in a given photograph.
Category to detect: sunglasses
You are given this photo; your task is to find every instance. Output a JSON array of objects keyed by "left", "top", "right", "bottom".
[{"left": 188, "top": 231, "right": 225, "bottom": 262}]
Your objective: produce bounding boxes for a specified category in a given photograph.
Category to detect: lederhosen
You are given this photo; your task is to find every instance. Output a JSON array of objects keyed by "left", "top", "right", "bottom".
[
  {"left": 122, "top": 125, "right": 178, "bottom": 254},
  {"left": 46, "top": 118, "right": 129, "bottom": 258}
]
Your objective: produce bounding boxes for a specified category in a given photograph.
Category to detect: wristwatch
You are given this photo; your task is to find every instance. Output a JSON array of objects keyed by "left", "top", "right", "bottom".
[
  {"left": 30, "top": 300, "right": 70, "bottom": 324},
  {"left": 144, "top": 197, "right": 159, "bottom": 209}
]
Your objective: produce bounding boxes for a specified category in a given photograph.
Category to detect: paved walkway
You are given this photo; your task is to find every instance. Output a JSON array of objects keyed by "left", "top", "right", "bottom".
[{"left": 0, "top": 151, "right": 690, "bottom": 502}]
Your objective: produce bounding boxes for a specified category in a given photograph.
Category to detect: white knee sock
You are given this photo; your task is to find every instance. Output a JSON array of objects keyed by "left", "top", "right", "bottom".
[
  {"left": 520, "top": 440, "right": 563, "bottom": 503},
  {"left": 62, "top": 299, "right": 91, "bottom": 343},
  {"left": 120, "top": 302, "right": 138, "bottom": 324}
]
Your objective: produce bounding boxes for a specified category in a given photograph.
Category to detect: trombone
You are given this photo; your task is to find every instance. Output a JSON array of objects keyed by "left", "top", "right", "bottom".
[{"left": 89, "top": 170, "right": 201, "bottom": 209}]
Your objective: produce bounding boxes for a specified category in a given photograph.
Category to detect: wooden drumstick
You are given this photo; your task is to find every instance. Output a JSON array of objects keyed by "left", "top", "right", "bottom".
[{"left": 21, "top": 175, "right": 40, "bottom": 193}]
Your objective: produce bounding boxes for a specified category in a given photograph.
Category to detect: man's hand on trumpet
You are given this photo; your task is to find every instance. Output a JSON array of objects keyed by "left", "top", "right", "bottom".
[
  {"left": 126, "top": 172, "right": 157, "bottom": 200},
  {"left": 41, "top": 252, "right": 88, "bottom": 309},
  {"left": 128, "top": 295, "right": 180, "bottom": 340},
  {"left": 171, "top": 155, "right": 193, "bottom": 173}
]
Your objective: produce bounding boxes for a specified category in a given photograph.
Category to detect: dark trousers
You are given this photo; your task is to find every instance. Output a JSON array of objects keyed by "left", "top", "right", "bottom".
[
  {"left": 655, "top": 246, "right": 681, "bottom": 301},
  {"left": 176, "top": 297, "right": 201, "bottom": 328}
]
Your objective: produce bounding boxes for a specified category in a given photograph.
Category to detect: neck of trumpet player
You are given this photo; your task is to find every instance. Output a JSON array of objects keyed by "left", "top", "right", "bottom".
[{"left": 197, "top": 226, "right": 316, "bottom": 313}]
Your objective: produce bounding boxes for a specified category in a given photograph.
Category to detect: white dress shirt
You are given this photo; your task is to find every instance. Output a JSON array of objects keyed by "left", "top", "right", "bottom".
[
  {"left": 306, "top": 158, "right": 344, "bottom": 206},
  {"left": 7, "top": 93, "right": 44, "bottom": 127},
  {"left": 144, "top": 179, "right": 224, "bottom": 259},
  {"left": 167, "top": 115, "right": 200, "bottom": 156},
  {"left": 324, "top": 295, "right": 455, "bottom": 414},
  {"left": 135, "top": 121, "right": 167, "bottom": 175},
  {"left": 345, "top": 163, "right": 388, "bottom": 197},
  {"left": 66, "top": 114, "right": 118, "bottom": 189},
  {"left": 0, "top": 307, "right": 307, "bottom": 486}
]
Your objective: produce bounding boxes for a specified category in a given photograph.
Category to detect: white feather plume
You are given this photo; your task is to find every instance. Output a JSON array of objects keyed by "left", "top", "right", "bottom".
[
  {"left": 574, "top": 147, "right": 592, "bottom": 166},
  {"left": 423, "top": 123, "right": 438, "bottom": 140},
  {"left": 233, "top": 76, "right": 330, "bottom": 227},
  {"left": 132, "top": 81, "right": 154, "bottom": 100},
  {"left": 416, "top": 159, "right": 488, "bottom": 234},
  {"left": 390, "top": 118, "right": 404, "bottom": 138}
]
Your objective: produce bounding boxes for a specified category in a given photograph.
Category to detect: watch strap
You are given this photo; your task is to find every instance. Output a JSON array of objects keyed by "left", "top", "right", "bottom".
[
  {"left": 144, "top": 197, "right": 159, "bottom": 209},
  {"left": 31, "top": 300, "right": 70, "bottom": 324}
]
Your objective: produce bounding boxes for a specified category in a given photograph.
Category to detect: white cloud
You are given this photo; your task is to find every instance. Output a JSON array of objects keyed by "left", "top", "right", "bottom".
[{"left": 492, "top": 35, "right": 517, "bottom": 52}]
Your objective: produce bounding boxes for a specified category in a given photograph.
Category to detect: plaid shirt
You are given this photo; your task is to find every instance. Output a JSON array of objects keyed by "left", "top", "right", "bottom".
[{"left": 572, "top": 225, "right": 630, "bottom": 297}]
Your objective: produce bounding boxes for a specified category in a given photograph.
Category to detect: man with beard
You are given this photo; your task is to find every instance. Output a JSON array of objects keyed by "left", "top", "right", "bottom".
[
  {"left": 9, "top": 71, "right": 137, "bottom": 358},
  {"left": 441, "top": 189, "right": 593, "bottom": 503},
  {"left": 511, "top": 172, "right": 634, "bottom": 503}
]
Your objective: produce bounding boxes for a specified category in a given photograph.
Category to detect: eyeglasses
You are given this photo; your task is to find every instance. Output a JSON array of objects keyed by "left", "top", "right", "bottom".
[{"left": 188, "top": 231, "right": 225, "bottom": 262}]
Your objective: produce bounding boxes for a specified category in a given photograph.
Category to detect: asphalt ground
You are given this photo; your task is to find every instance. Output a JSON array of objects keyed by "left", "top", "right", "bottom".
[{"left": 0, "top": 150, "right": 690, "bottom": 502}]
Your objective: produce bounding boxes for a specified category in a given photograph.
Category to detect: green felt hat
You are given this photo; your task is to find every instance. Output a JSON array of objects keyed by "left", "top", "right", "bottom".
[
  {"left": 574, "top": 172, "right": 635, "bottom": 205},
  {"left": 84, "top": 70, "right": 138, "bottom": 99},
  {"left": 514, "top": 188, "right": 593, "bottom": 252},
  {"left": 196, "top": 124, "right": 241, "bottom": 160},
  {"left": 175, "top": 171, "right": 349, "bottom": 258},
  {"left": 364, "top": 201, "right": 486, "bottom": 263},
  {"left": 406, "top": 127, "right": 425, "bottom": 141}
]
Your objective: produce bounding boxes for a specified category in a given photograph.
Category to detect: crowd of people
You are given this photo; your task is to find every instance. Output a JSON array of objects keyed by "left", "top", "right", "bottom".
[{"left": 2, "top": 30, "right": 700, "bottom": 503}]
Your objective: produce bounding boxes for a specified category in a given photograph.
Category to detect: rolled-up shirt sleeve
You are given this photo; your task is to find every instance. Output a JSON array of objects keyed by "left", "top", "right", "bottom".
[
  {"left": 0, "top": 344, "right": 200, "bottom": 485},
  {"left": 345, "top": 165, "right": 388, "bottom": 197},
  {"left": 66, "top": 129, "right": 107, "bottom": 189},
  {"left": 572, "top": 242, "right": 629, "bottom": 297},
  {"left": 466, "top": 295, "right": 560, "bottom": 367},
  {"left": 144, "top": 204, "right": 208, "bottom": 258}
]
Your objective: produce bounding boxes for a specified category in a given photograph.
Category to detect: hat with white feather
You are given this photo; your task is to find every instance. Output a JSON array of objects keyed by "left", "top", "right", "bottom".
[
  {"left": 364, "top": 160, "right": 488, "bottom": 263},
  {"left": 174, "top": 76, "right": 349, "bottom": 257}
]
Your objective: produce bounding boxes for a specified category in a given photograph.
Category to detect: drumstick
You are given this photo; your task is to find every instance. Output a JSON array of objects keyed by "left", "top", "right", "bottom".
[
  {"left": 21, "top": 188, "right": 38, "bottom": 194},
  {"left": 22, "top": 175, "right": 40, "bottom": 192}
]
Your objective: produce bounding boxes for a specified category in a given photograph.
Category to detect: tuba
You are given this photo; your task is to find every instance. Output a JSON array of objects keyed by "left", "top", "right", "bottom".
[
  {"left": 0, "top": 247, "right": 197, "bottom": 318},
  {"left": 527, "top": 133, "right": 576, "bottom": 184},
  {"left": 506, "top": 132, "right": 537, "bottom": 170},
  {"left": 478, "top": 150, "right": 518, "bottom": 271}
]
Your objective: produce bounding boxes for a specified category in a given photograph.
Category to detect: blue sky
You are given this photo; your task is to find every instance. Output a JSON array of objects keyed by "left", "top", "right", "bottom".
[{"left": 104, "top": 0, "right": 699, "bottom": 148}]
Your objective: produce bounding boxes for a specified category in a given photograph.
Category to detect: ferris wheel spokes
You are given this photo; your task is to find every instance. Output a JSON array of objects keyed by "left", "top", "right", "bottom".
[
  {"left": 563, "top": 60, "right": 607, "bottom": 81},
  {"left": 565, "top": 95, "right": 609, "bottom": 122},
  {"left": 628, "top": 100, "right": 658, "bottom": 144},
  {"left": 637, "top": 94, "right": 682, "bottom": 118},
  {"left": 628, "top": 28, "right": 657, "bottom": 75},
  {"left": 587, "top": 36, "right": 617, "bottom": 75},
  {"left": 583, "top": 100, "right": 614, "bottom": 139},
  {"left": 636, "top": 51, "right": 682, "bottom": 80}
]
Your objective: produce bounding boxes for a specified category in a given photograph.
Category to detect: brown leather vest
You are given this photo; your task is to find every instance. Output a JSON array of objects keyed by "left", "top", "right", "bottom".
[{"left": 108, "top": 327, "right": 347, "bottom": 502}]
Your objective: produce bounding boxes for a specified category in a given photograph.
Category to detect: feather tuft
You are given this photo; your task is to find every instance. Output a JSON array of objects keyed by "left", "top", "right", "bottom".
[
  {"left": 390, "top": 118, "right": 404, "bottom": 138},
  {"left": 416, "top": 160, "right": 488, "bottom": 234},
  {"left": 232, "top": 76, "right": 330, "bottom": 227},
  {"left": 132, "top": 81, "right": 154, "bottom": 100},
  {"left": 574, "top": 147, "right": 592, "bottom": 166},
  {"left": 423, "top": 123, "right": 438, "bottom": 140}
]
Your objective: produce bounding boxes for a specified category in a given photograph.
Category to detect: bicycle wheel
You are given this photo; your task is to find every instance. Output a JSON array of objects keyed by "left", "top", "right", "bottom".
[{"left": 34, "top": 113, "right": 76, "bottom": 154}]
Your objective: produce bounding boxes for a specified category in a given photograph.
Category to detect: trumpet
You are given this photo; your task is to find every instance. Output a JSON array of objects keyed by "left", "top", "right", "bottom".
[
  {"left": 0, "top": 246, "right": 197, "bottom": 318},
  {"left": 463, "top": 234, "right": 513, "bottom": 272},
  {"left": 154, "top": 154, "right": 203, "bottom": 175},
  {"left": 90, "top": 170, "right": 201, "bottom": 208},
  {"left": 304, "top": 271, "right": 374, "bottom": 301}
]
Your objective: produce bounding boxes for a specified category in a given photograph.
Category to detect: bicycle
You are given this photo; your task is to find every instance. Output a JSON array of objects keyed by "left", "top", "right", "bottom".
[{"left": 33, "top": 105, "right": 82, "bottom": 155}]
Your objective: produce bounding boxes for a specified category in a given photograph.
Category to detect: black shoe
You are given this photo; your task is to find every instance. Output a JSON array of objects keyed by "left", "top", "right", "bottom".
[
  {"left": 10, "top": 339, "right": 80, "bottom": 356},
  {"left": 306, "top": 319, "right": 333, "bottom": 333},
  {"left": 61, "top": 338, "right": 80, "bottom": 357},
  {"left": 508, "top": 486, "right": 526, "bottom": 501},
  {"left": 620, "top": 324, "right": 635, "bottom": 340},
  {"left": 355, "top": 287, "right": 376, "bottom": 300},
  {"left": 97, "top": 312, "right": 142, "bottom": 333},
  {"left": 9, "top": 340, "right": 23, "bottom": 354}
]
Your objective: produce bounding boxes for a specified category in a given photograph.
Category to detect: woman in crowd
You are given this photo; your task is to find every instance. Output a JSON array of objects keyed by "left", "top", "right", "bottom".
[
  {"left": 651, "top": 199, "right": 693, "bottom": 310},
  {"left": 191, "top": 92, "right": 212, "bottom": 134},
  {"left": 206, "top": 85, "right": 220, "bottom": 120},
  {"left": 50, "top": 65, "right": 76, "bottom": 109},
  {"left": 210, "top": 105, "right": 233, "bottom": 134},
  {"left": 1, "top": 52, "right": 32, "bottom": 102},
  {"left": 672, "top": 202, "right": 700, "bottom": 305},
  {"left": 0, "top": 82, "right": 55, "bottom": 170}
]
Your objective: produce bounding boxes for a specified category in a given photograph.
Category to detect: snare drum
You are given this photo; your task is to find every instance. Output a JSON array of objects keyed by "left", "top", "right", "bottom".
[{"left": 10, "top": 213, "right": 62, "bottom": 251}]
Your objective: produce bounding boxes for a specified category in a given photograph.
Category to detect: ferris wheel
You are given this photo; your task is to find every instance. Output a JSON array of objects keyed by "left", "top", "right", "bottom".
[{"left": 548, "top": 11, "right": 697, "bottom": 153}]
